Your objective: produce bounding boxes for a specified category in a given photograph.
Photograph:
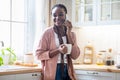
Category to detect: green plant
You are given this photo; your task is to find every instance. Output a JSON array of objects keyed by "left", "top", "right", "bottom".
[
  {"left": 1, "top": 47, "right": 17, "bottom": 65},
  {"left": 0, "top": 56, "right": 3, "bottom": 66}
]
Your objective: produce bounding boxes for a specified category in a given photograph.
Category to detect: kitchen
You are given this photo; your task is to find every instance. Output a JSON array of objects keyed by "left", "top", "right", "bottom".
[{"left": 0, "top": 0, "right": 120, "bottom": 80}]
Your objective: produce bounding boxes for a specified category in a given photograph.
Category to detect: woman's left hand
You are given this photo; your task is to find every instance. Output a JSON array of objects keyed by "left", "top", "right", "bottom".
[
  {"left": 64, "top": 20, "right": 74, "bottom": 45},
  {"left": 64, "top": 20, "right": 72, "bottom": 34}
]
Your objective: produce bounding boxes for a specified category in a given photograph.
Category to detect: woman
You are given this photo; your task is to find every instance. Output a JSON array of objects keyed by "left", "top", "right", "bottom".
[{"left": 36, "top": 4, "right": 80, "bottom": 80}]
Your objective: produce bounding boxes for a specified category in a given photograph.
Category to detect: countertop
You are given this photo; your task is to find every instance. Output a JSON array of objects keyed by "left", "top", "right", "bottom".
[
  {"left": 0, "top": 65, "right": 42, "bottom": 76},
  {"left": 74, "top": 64, "right": 120, "bottom": 73},
  {"left": 1, "top": 64, "right": 120, "bottom": 76}
]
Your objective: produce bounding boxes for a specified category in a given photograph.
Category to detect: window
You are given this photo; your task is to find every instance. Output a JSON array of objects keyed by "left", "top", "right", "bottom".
[
  {"left": 0, "top": 0, "right": 47, "bottom": 61},
  {"left": 0, "top": 0, "right": 36, "bottom": 60}
]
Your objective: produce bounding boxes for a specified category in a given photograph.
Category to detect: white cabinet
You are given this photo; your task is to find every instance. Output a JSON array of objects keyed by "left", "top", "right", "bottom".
[
  {"left": 0, "top": 72, "right": 41, "bottom": 80},
  {"left": 15, "top": 72, "right": 41, "bottom": 80},
  {"left": 0, "top": 75, "right": 15, "bottom": 80},
  {"left": 75, "top": 70, "right": 116, "bottom": 80},
  {"left": 72, "top": 0, "right": 96, "bottom": 26},
  {"left": 97, "top": 0, "right": 120, "bottom": 25},
  {"left": 72, "top": 0, "right": 120, "bottom": 26},
  {"left": 116, "top": 73, "right": 120, "bottom": 80}
]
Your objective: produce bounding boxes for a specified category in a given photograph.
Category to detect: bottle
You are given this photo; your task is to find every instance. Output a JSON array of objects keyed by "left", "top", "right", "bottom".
[
  {"left": 105, "top": 48, "right": 114, "bottom": 66},
  {"left": 83, "top": 42, "right": 94, "bottom": 64}
]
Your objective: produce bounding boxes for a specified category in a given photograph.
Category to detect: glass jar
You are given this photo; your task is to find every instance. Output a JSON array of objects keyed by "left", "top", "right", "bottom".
[{"left": 96, "top": 50, "right": 106, "bottom": 65}]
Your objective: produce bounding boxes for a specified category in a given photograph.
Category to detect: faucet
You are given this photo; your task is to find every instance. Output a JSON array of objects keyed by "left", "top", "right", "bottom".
[{"left": 0, "top": 41, "right": 4, "bottom": 47}]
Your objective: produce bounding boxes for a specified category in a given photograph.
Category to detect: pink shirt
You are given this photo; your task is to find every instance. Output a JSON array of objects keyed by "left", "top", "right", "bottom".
[{"left": 36, "top": 26, "right": 80, "bottom": 80}]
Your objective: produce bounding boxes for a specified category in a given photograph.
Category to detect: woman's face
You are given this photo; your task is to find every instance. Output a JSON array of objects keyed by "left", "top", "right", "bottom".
[{"left": 52, "top": 7, "right": 66, "bottom": 27}]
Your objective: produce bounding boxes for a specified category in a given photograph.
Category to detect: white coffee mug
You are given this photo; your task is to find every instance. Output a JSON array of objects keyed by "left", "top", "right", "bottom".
[{"left": 65, "top": 44, "right": 72, "bottom": 54}]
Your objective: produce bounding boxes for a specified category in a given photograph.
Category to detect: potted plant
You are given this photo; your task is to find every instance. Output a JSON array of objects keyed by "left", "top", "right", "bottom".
[{"left": 0, "top": 47, "right": 17, "bottom": 65}]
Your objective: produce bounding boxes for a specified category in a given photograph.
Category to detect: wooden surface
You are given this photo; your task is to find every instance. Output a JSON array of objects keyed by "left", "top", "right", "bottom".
[
  {"left": 74, "top": 64, "right": 120, "bottom": 72},
  {"left": 0, "top": 65, "right": 42, "bottom": 76}
]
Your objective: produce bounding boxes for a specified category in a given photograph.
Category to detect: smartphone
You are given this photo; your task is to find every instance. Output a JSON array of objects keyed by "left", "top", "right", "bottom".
[{"left": 64, "top": 15, "right": 68, "bottom": 32}]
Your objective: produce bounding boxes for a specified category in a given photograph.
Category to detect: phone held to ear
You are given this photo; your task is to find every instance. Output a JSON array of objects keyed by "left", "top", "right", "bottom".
[{"left": 64, "top": 15, "right": 68, "bottom": 32}]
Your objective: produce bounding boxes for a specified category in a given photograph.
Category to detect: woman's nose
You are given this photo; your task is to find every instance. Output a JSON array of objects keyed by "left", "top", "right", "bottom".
[{"left": 56, "top": 16, "right": 60, "bottom": 20}]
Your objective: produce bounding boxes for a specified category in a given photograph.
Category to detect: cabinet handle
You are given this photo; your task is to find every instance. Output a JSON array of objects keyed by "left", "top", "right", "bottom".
[
  {"left": 34, "top": 74, "right": 37, "bottom": 76},
  {"left": 93, "top": 72, "right": 98, "bottom": 74},
  {"left": 32, "top": 74, "right": 38, "bottom": 76},
  {"left": 87, "top": 72, "right": 98, "bottom": 75}
]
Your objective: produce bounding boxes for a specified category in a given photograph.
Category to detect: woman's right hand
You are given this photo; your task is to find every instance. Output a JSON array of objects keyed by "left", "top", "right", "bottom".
[{"left": 58, "top": 44, "right": 67, "bottom": 54}]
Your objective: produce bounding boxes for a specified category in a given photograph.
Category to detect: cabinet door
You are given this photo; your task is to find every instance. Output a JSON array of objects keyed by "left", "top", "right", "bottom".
[
  {"left": 72, "top": 0, "right": 120, "bottom": 26},
  {"left": 75, "top": 70, "right": 116, "bottom": 80},
  {"left": 72, "top": 0, "right": 96, "bottom": 26},
  {"left": 97, "top": 0, "right": 120, "bottom": 25},
  {"left": 15, "top": 73, "right": 34, "bottom": 80},
  {"left": 76, "top": 74, "right": 95, "bottom": 80},
  {"left": 0, "top": 75, "right": 15, "bottom": 80},
  {"left": 15, "top": 72, "right": 41, "bottom": 80},
  {"left": 116, "top": 73, "right": 120, "bottom": 80},
  {"left": 32, "top": 72, "right": 41, "bottom": 80},
  {"left": 93, "top": 75, "right": 115, "bottom": 80},
  {"left": 76, "top": 74, "right": 115, "bottom": 80}
]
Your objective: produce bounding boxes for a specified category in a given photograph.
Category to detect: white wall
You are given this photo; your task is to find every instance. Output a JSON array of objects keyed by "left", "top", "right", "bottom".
[{"left": 72, "top": 25, "right": 120, "bottom": 64}]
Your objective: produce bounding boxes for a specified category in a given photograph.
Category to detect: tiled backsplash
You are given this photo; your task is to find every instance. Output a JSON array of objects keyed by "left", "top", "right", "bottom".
[{"left": 72, "top": 25, "right": 120, "bottom": 64}]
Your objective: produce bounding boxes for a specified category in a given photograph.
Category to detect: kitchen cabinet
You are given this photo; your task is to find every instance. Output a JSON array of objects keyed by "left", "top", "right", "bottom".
[
  {"left": 72, "top": 0, "right": 96, "bottom": 26},
  {"left": 75, "top": 70, "right": 116, "bottom": 80},
  {"left": 0, "top": 75, "right": 15, "bottom": 80},
  {"left": 15, "top": 72, "right": 41, "bottom": 80},
  {"left": 72, "top": 0, "right": 120, "bottom": 26},
  {"left": 0, "top": 72, "right": 41, "bottom": 80},
  {"left": 97, "top": 0, "right": 120, "bottom": 25},
  {"left": 116, "top": 73, "right": 120, "bottom": 80}
]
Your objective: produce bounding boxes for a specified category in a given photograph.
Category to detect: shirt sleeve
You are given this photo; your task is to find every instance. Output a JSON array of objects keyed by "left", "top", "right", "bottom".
[{"left": 36, "top": 29, "right": 51, "bottom": 60}]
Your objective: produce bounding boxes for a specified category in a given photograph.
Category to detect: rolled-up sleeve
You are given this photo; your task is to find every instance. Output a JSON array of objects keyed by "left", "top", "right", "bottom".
[{"left": 36, "top": 30, "right": 51, "bottom": 60}]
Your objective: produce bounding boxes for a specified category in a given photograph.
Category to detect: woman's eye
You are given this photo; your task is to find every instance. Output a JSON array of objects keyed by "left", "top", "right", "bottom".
[
  {"left": 53, "top": 13, "right": 64, "bottom": 18},
  {"left": 59, "top": 14, "right": 64, "bottom": 17},
  {"left": 53, "top": 14, "right": 57, "bottom": 17}
]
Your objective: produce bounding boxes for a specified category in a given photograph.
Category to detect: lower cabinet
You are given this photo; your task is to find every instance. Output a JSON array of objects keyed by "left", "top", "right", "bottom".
[
  {"left": 75, "top": 70, "right": 116, "bottom": 80},
  {"left": 15, "top": 72, "right": 41, "bottom": 80},
  {"left": 0, "top": 72, "right": 41, "bottom": 80},
  {"left": 116, "top": 73, "right": 120, "bottom": 80},
  {"left": 0, "top": 75, "right": 15, "bottom": 80}
]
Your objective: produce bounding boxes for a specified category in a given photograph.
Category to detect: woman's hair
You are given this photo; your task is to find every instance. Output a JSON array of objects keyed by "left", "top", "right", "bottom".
[{"left": 52, "top": 4, "right": 67, "bottom": 14}]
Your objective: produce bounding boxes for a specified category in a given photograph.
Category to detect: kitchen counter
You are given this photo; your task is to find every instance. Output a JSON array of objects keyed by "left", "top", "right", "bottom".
[
  {"left": 0, "top": 65, "right": 42, "bottom": 76},
  {"left": 74, "top": 64, "right": 120, "bottom": 73},
  {"left": 1, "top": 64, "right": 120, "bottom": 76}
]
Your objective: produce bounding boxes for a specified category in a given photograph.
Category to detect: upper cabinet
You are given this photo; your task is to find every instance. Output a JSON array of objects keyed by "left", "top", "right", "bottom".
[{"left": 72, "top": 0, "right": 120, "bottom": 27}]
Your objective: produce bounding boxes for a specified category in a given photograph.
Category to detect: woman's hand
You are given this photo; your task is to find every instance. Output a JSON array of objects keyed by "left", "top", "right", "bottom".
[
  {"left": 58, "top": 44, "right": 68, "bottom": 54},
  {"left": 64, "top": 20, "right": 72, "bottom": 34},
  {"left": 64, "top": 20, "right": 74, "bottom": 45}
]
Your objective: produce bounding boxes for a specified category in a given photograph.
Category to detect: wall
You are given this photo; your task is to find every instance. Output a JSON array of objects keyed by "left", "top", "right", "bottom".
[{"left": 72, "top": 25, "right": 120, "bottom": 64}]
